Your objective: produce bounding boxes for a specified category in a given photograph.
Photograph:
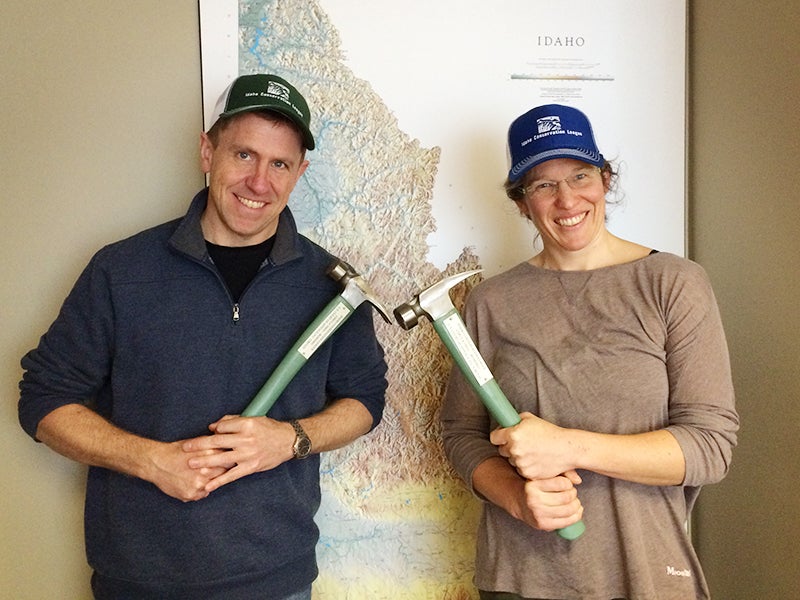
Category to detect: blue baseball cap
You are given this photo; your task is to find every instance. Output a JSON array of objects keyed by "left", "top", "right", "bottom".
[{"left": 507, "top": 104, "right": 604, "bottom": 183}]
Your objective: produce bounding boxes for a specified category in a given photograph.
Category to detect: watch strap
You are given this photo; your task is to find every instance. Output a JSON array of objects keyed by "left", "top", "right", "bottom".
[{"left": 290, "top": 419, "right": 312, "bottom": 459}]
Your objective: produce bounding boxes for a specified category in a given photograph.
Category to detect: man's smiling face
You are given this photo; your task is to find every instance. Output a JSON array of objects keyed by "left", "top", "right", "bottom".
[{"left": 200, "top": 112, "right": 308, "bottom": 247}]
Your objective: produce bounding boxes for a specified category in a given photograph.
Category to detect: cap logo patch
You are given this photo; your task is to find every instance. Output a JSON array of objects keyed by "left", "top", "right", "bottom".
[
  {"left": 528, "top": 115, "right": 584, "bottom": 144},
  {"left": 266, "top": 81, "right": 290, "bottom": 102},
  {"left": 537, "top": 116, "right": 562, "bottom": 134}
]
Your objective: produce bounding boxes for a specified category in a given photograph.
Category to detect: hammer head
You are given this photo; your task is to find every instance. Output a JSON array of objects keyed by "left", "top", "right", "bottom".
[
  {"left": 394, "top": 269, "right": 482, "bottom": 330},
  {"left": 327, "top": 259, "right": 392, "bottom": 323}
]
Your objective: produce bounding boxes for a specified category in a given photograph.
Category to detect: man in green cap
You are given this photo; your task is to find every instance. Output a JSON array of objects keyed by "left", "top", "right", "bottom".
[{"left": 18, "top": 74, "right": 387, "bottom": 600}]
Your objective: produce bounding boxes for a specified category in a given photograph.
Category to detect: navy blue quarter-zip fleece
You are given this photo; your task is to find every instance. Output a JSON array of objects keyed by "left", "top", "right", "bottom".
[{"left": 19, "top": 189, "right": 388, "bottom": 599}]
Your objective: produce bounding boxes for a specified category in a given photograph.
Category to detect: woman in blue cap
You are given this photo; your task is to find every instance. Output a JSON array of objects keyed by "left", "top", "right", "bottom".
[{"left": 441, "top": 104, "right": 738, "bottom": 599}]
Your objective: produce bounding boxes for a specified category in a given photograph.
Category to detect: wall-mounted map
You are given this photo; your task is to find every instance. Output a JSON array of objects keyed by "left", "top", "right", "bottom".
[{"left": 199, "top": 1, "right": 686, "bottom": 597}]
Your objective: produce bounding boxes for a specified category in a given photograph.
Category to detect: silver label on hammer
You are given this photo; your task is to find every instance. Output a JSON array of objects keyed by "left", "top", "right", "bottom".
[
  {"left": 298, "top": 301, "right": 352, "bottom": 359},
  {"left": 442, "top": 313, "right": 493, "bottom": 386}
]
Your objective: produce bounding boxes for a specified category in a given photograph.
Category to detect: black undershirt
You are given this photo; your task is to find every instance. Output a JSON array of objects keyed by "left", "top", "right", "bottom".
[{"left": 206, "top": 237, "right": 275, "bottom": 302}]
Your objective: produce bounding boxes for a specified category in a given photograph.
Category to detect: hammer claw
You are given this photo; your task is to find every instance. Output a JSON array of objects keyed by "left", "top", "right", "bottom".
[
  {"left": 394, "top": 269, "right": 482, "bottom": 329},
  {"left": 331, "top": 260, "right": 392, "bottom": 323}
]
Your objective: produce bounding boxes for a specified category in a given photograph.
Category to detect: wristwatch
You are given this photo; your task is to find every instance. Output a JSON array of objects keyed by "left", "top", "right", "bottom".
[{"left": 290, "top": 419, "right": 312, "bottom": 460}]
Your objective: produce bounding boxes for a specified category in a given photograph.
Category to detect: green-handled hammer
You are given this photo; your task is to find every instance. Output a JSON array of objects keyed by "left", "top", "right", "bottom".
[
  {"left": 241, "top": 259, "right": 391, "bottom": 417},
  {"left": 393, "top": 269, "right": 585, "bottom": 540}
]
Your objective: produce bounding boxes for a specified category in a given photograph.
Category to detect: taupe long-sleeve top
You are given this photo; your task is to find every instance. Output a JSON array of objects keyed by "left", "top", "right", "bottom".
[{"left": 441, "top": 252, "right": 738, "bottom": 600}]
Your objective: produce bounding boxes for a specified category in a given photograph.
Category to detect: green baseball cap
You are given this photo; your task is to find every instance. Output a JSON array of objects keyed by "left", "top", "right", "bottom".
[{"left": 210, "top": 74, "right": 315, "bottom": 150}]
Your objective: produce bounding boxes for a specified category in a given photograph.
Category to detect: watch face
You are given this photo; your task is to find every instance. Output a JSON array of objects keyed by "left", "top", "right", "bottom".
[
  {"left": 295, "top": 436, "right": 312, "bottom": 458},
  {"left": 291, "top": 420, "right": 312, "bottom": 459}
]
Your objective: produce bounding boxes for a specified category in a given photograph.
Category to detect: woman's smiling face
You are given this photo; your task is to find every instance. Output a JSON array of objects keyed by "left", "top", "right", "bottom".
[{"left": 515, "top": 158, "right": 610, "bottom": 256}]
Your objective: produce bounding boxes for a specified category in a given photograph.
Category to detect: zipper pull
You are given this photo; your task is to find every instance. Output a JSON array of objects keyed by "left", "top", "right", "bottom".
[{"left": 232, "top": 304, "right": 240, "bottom": 322}]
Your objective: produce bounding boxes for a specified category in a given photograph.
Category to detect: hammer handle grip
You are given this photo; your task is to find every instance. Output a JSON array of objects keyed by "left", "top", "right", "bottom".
[
  {"left": 433, "top": 308, "right": 585, "bottom": 541},
  {"left": 432, "top": 313, "right": 521, "bottom": 427},
  {"left": 241, "top": 295, "right": 355, "bottom": 417}
]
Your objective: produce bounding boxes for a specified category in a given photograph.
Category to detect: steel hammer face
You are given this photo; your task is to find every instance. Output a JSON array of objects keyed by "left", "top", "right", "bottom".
[
  {"left": 393, "top": 269, "right": 482, "bottom": 329},
  {"left": 393, "top": 301, "right": 426, "bottom": 330}
]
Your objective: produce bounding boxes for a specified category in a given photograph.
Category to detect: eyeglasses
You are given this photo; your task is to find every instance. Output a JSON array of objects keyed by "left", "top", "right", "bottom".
[{"left": 523, "top": 167, "right": 601, "bottom": 200}]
